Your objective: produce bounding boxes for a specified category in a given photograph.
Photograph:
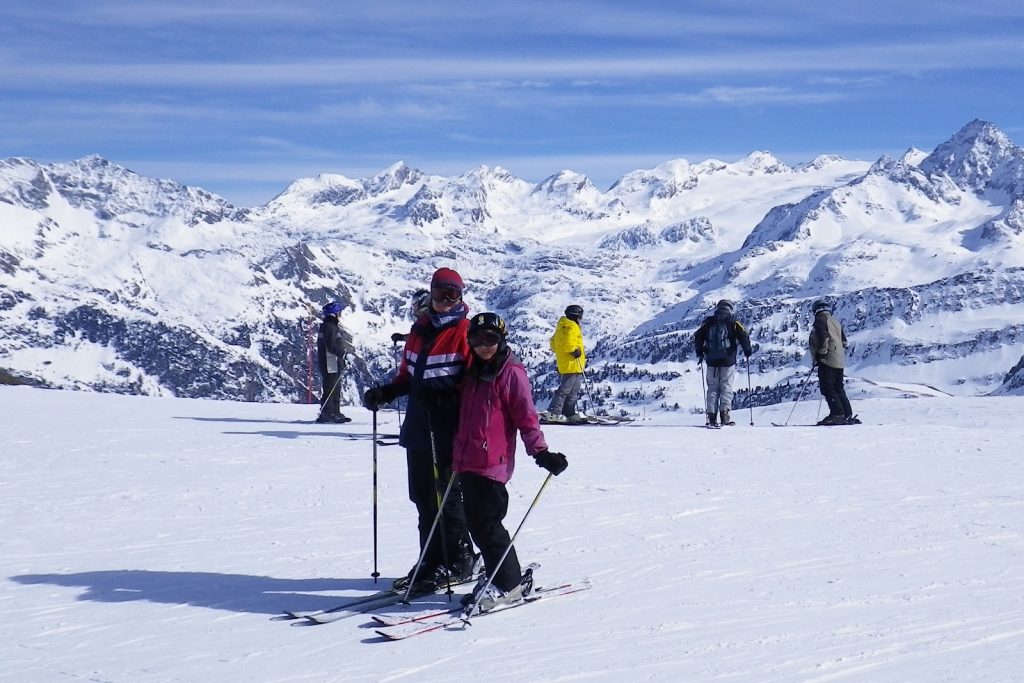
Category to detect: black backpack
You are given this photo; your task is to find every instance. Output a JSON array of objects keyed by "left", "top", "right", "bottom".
[{"left": 704, "top": 312, "right": 734, "bottom": 363}]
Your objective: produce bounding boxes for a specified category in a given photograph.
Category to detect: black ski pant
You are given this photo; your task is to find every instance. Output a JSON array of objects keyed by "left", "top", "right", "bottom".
[
  {"left": 817, "top": 364, "right": 852, "bottom": 417},
  {"left": 406, "top": 447, "right": 471, "bottom": 571},
  {"left": 460, "top": 472, "right": 522, "bottom": 593},
  {"left": 319, "top": 371, "right": 343, "bottom": 418}
]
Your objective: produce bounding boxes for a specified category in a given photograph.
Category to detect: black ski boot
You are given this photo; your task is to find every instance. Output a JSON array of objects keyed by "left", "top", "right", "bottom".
[
  {"left": 448, "top": 539, "right": 478, "bottom": 582},
  {"left": 392, "top": 562, "right": 448, "bottom": 592}
]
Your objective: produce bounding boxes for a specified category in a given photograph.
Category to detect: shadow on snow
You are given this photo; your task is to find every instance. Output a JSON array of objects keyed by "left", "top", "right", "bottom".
[{"left": 10, "top": 570, "right": 397, "bottom": 615}]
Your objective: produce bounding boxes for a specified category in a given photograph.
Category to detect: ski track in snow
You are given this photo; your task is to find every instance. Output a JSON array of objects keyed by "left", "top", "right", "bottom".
[{"left": 1, "top": 386, "right": 1023, "bottom": 682}]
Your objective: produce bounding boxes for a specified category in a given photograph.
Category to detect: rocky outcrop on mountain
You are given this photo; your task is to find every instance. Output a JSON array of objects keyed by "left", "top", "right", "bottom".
[{"left": 994, "top": 354, "right": 1024, "bottom": 395}]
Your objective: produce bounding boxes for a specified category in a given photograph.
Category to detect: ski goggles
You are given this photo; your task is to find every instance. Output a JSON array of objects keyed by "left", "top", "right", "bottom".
[
  {"left": 431, "top": 286, "right": 462, "bottom": 304},
  {"left": 468, "top": 330, "right": 502, "bottom": 347}
]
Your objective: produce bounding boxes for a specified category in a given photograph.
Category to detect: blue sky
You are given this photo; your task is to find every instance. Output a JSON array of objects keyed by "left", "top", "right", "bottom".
[{"left": 2, "top": 1, "right": 1023, "bottom": 206}]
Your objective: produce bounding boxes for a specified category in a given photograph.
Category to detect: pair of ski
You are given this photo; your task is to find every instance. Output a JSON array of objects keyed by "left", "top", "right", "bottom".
[
  {"left": 539, "top": 415, "right": 632, "bottom": 426},
  {"left": 273, "top": 575, "right": 479, "bottom": 625},
  {"left": 771, "top": 414, "right": 861, "bottom": 428},
  {"left": 373, "top": 579, "right": 593, "bottom": 640}
]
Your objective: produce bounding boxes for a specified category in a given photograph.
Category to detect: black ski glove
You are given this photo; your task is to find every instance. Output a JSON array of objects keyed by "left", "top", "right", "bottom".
[
  {"left": 534, "top": 450, "right": 568, "bottom": 476},
  {"left": 363, "top": 385, "right": 399, "bottom": 411},
  {"left": 391, "top": 332, "right": 407, "bottom": 343},
  {"left": 571, "top": 348, "right": 582, "bottom": 359}
]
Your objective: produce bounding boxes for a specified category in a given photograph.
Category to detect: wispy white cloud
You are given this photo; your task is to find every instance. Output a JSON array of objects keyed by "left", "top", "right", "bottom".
[{"left": 4, "top": 38, "right": 1021, "bottom": 89}]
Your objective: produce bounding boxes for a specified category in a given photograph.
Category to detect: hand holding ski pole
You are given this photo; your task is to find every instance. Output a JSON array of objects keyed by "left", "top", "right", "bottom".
[{"left": 534, "top": 450, "right": 568, "bottom": 475}]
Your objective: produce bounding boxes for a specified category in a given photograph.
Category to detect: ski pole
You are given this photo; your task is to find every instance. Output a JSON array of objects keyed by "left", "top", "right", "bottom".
[
  {"left": 393, "top": 339, "right": 404, "bottom": 428},
  {"left": 698, "top": 359, "right": 708, "bottom": 426},
  {"left": 576, "top": 358, "right": 594, "bottom": 414},
  {"left": 371, "top": 410, "right": 380, "bottom": 583},
  {"left": 782, "top": 364, "right": 817, "bottom": 426},
  {"left": 317, "top": 373, "right": 343, "bottom": 421},
  {"left": 747, "top": 357, "right": 754, "bottom": 426},
  {"left": 462, "top": 472, "right": 554, "bottom": 624},
  {"left": 401, "top": 469, "right": 458, "bottom": 603},
  {"left": 305, "top": 318, "right": 314, "bottom": 404}
]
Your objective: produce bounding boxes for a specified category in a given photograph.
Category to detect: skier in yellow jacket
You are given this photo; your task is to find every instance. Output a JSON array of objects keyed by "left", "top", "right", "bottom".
[{"left": 540, "top": 304, "right": 588, "bottom": 424}]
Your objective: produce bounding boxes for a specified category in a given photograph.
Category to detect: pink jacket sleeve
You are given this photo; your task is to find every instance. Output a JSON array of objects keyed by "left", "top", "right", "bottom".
[{"left": 505, "top": 364, "right": 548, "bottom": 456}]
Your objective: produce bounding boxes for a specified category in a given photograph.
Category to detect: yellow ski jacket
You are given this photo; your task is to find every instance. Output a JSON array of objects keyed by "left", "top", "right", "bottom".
[{"left": 550, "top": 315, "right": 586, "bottom": 374}]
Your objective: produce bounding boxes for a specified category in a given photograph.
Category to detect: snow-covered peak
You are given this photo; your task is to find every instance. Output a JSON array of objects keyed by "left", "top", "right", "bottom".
[
  {"left": 41, "top": 156, "right": 240, "bottom": 225},
  {"left": 456, "top": 164, "right": 530, "bottom": 192},
  {"left": 899, "top": 148, "right": 928, "bottom": 166},
  {"left": 533, "top": 170, "right": 598, "bottom": 196},
  {"left": 919, "top": 119, "right": 1024, "bottom": 194},
  {"left": 269, "top": 173, "right": 365, "bottom": 209},
  {"left": 363, "top": 161, "right": 423, "bottom": 195},
  {"left": 733, "top": 151, "right": 791, "bottom": 175},
  {"left": 607, "top": 159, "right": 700, "bottom": 201},
  {"left": 798, "top": 154, "right": 847, "bottom": 172}
]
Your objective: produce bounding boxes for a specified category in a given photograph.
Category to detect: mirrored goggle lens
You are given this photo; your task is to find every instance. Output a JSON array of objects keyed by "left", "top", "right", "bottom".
[
  {"left": 469, "top": 331, "right": 502, "bottom": 347},
  {"left": 431, "top": 287, "right": 462, "bottom": 303}
]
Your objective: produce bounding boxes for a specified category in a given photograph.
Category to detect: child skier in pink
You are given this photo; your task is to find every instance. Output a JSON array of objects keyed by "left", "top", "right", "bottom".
[{"left": 452, "top": 312, "right": 568, "bottom": 612}]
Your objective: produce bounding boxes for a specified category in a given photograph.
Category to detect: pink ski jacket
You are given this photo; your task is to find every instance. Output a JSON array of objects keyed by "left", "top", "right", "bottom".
[{"left": 453, "top": 351, "right": 548, "bottom": 484}]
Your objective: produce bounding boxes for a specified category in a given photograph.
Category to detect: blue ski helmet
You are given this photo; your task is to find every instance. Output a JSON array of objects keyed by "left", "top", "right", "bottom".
[{"left": 322, "top": 301, "right": 343, "bottom": 316}]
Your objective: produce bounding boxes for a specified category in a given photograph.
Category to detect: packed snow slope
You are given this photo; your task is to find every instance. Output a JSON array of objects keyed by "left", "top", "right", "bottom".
[
  {"left": 2, "top": 386, "right": 1022, "bottom": 682},
  {"left": 2, "top": 119, "right": 1023, "bottom": 407}
]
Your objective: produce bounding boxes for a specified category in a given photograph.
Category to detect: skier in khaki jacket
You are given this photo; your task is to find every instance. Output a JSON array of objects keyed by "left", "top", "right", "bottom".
[
  {"left": 540, "top": 304, "right": 587, "bottom": 424},
  {"left": 808, "top": 299, "right": 859, "bottom": 425}
]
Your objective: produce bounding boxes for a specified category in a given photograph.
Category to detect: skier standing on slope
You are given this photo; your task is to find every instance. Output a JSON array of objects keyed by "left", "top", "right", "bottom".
[
  {"left": 454, "top": 312, "right": 568, "bottom": 612},
  {"left": 362, "top": 268, "right": 477, "bottom": 591},
  {"left": 808, "top": 299, "right": 859, "bottom": 425},
  {"left": 540, "top": 304, "right": 588, "bottom": 424},
  {"left": 316, "top": 301, "right": 351, "bottom": 424},
  {"left": 391, "top": 289, "right": 430, "bottom": 344},
  {"left": 693, "top": 299, "right": 752, "bottom": 427}
]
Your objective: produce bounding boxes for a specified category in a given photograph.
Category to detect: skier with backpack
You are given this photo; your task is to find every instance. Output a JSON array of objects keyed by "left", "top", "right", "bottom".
[
  {"left": 693, "top": 299, "right": 753, "bottom": 427},
  {"left": 316, "top": 301, "right": 351, "bottom": 424},
  {"left": 453, "top": 312, "right": 568, "bottom": 613}
]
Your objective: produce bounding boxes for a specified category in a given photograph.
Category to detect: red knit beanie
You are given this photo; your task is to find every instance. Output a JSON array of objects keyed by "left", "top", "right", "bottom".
[{"left": 430, "top": 267, "right": 464, "bottom": 292}]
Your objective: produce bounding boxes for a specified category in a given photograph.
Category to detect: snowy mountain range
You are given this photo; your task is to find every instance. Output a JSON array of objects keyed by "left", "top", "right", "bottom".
[{"left": 2, "top": 119, "right": 1023, "bottom": 410}]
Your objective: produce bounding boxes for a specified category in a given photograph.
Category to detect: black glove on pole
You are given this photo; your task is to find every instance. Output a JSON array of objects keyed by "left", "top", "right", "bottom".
[
  {"left": 363, "top": 387, "right": 384, "bottom": 411},
  {"left": 534, "top": 450, "right": 568, "bottom": 476}
]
